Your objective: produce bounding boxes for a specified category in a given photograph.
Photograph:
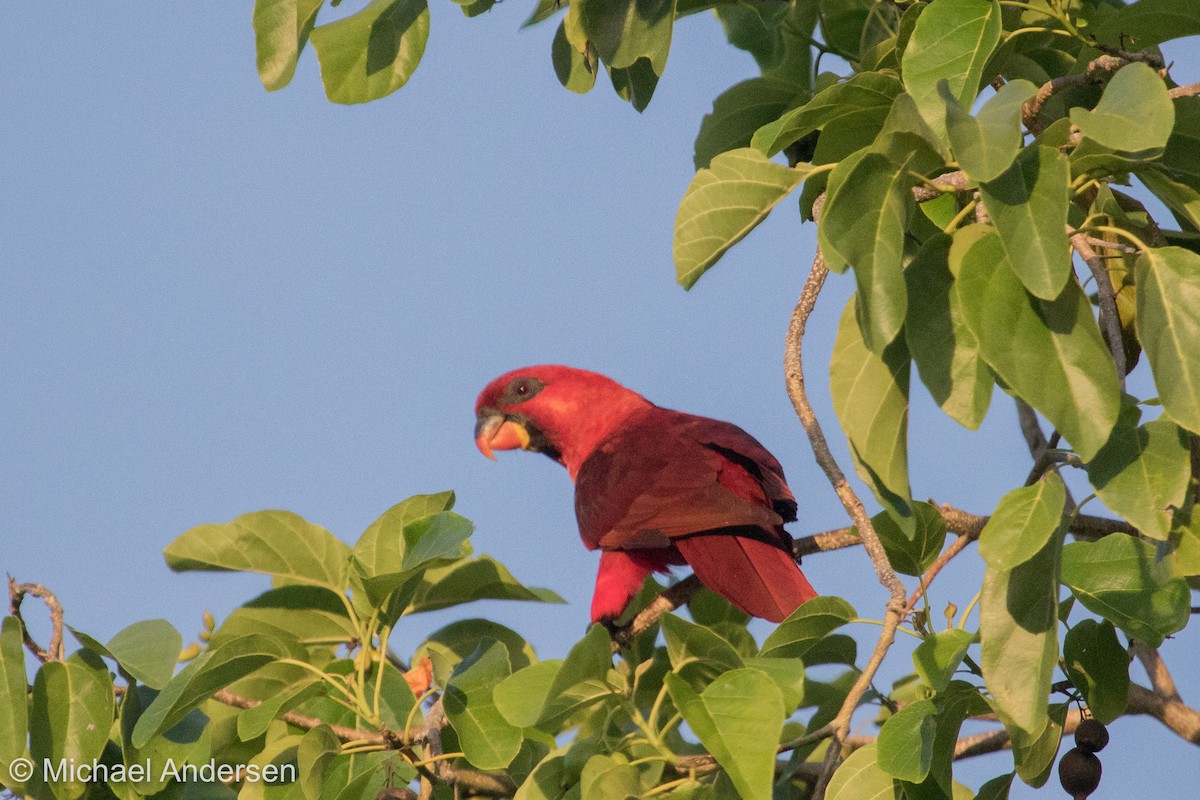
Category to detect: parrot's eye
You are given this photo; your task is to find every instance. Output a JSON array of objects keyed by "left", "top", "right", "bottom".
[{"left": 505, "top": 377, "right": 544, "bottom": 404}]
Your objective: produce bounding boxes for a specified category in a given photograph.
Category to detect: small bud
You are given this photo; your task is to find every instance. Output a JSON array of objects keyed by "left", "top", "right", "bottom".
[
  {"left": 178, "top": 642, "right": 202, "bottom": 662},
  {"left": 202, "top": 610, "right": 215, "bottom": 631}
]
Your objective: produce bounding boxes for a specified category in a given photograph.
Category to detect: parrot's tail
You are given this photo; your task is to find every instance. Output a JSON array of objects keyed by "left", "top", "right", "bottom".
[{"left": 676, "top": 532, "right": 817, "bottom": 622}]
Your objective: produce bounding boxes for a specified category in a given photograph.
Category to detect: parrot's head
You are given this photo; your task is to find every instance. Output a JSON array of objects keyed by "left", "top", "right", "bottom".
[{"left": 474, "top": 365, "right": 651, "bottom": 475}]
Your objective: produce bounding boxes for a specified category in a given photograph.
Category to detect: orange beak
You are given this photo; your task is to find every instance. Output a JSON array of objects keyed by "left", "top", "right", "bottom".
[{"left": 474, "top": 414, "right": 532, "bottom": 460}]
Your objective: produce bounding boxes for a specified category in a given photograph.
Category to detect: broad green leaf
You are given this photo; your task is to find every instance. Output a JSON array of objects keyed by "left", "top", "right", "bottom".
[
  {"left": 819, "top": 0, "right": 874, "bottom": 58},
  {"left": 1086, "top": 408, "right": 1190, "bottom": 540},
  {"left": 877, "top": 699, "right": 937, "bottom": 782},
  {"left": 905, "top": 233, "right": 993, "bottom": 429},
  {"left": 825, "top": 745, "right": 899, "bottom": 800},
  {"left": 607, "top": 58, "right": 660, "bottom": 112},
  {"left": 830, "top": 296, "right": 913, "bottom": 528},
  {"left": 673, "top": 148, "right": 816, "bottom": 288},
  {"left": 978, "top": 146, "right": 1071, "bottom": 300},
  {"left": 494, "top": 661, "right": 562, "bottom": 728},
  {"left": 759, "top": 596, "right": 857, "bottom": 659},
  {"left": 30, "top": 651, "right": 114, "bottom": 800},
  {"left": 165, "top": 510, "right": 351, "bottom": 591},
  {"left": 512, "top": 746, "right": 570, "bottom": 800},
  {"left": 133, "top": 633, "right": 305, "bottom": 747},
  {"left": 578, "top": 0, "right": 676, "bottom": 73},
  {"left": 694, "top": 78, "right": 797, "bottom": 169},
  {"left": 353, "top": 507, "right": 472, "bottom": 604},
  {"left": 367, "top": 660, "right": 422, "bottom": 732},
  {"left": 912, "top": 629, "right": 974, "bottom": 692},
  {"left": 972, "top": 773, "right": 1014, "bottom": 800},
  {"left": 955, "top": 228, "right": 1120, "bottom": 460},
  {"left": 0, "top": 617, "right": 29, "bottom": 790},
  {"left": 943, "top": 79, "right": 1037, "bottom": 183},
  {"left": 1140, "top": 167, "right": 1200, "bottom": 234},
  {"left": 417, "top": 618, "right": 536, "bottom": 687},
  {"left": 253, "top": 0, "right": 324, "bottom": 91},
  {"left": 399, "top": 555, "right": 564, "bottom": 616},
  {"left": 236, "top": 664, "right": 325, "bottom": 740},
  {"left": 743, "top": 656, "right": 805, "bottom": 713},
  {"left": 1158, "top": 97, "right": 1200, "bottom": 191},
  {"left": 977, "top": 473, "right": 1066, "bottom": 571},
  {"left": 874, "top": 501, "right": 948, "bottom": 576},
  {"left": 523, "top": 0, "right": 563, "bottom": 27},
  {"left": 116, "top": 685, "right": 209, "bottom": 798},
  {"left": 1136, "top": 247, "right": 1200, "bottom": 434},
  {"left": 980, "top": 532, "right": 1061, "bottom": 745},
  {"left": 1092, "top": 0, "right": 1200, "bottom": 48},
  {"left": 579, "top": 754, "right": 641, "bottom": 800},
  {"left": 819, "top": 151, "right": 914, "bottom": 351},
  {"left": 310, "top": 0, "right": 429, "bottom": 105},
  {"left": 1070, "top": 63, "right": 1174, "bottom": 154},
  {"left": 1061, "top": 536, "right": 1190, "bottom": 647},
  {"left": 907, "top": 681, "right": 992, "bottom": 800},
  {"left": 1062, "top": 619, "right": 1129, "bottom": 724},
  {"left": 804, "top": 633, "right": 858, "bottom": 666},
  {"left": 104, "top": 619, "right": 183, "bottom": 690},
  {"left": 661, "top": 613, "right": 742, "bottom": 683},
  {"left": 239, "top": 727, "right": 303, "bottom": 800},
  {"left": 444, "top": 640, "right": 522, "bottom": 770},
  {"left": 297, "top": 725, "right": 341, "bottom": 800},
  {"left": 1010, "top": 702, "right": 1064, "bottom": 787},
  {"left": 902, "top": 0, "right": 1002, "bottom": 140},
  {"left": 665, "top": 669, "right": 784, "bottom": 800},
  {"left": 538, "top": 625, "right": 613, "bottom": 726},
  {"left": 752, "top": 72, "right": 903, "bottom": 156},
  {"left": 870, "top": 91, "right": 947, "bottom": 175},
  {"left": 687, "top": 586, "right": 750, "bottom": 627},
  {"left": 552, "top": 14, "right": 598, "bottom": 94}
]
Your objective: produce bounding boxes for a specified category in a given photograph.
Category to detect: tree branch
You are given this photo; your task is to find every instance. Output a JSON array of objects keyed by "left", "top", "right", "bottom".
[
  {"left": 1023, "top": 54, "right": 1145, "bottom": 134},
  {"left": 8, "top": 577, "right": 65, "bottom": 663},
  {"left": 1071, "top": 229, "right": 1128, "bottom": 386}
]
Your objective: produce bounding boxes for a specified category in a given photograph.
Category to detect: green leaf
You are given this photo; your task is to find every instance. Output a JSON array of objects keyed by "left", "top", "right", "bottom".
[
  {"left": 980, "top": 532, "right": 1061, "bottom": 745},
  {"left": 912, "top": 629, "right": 974, "bottom": 692},
  {"left": 210, "top": 585, "right": 357, "bottom": 654},
  {"left": 943, "top": 79, "right": 1038, "bottom": 183},
  {"left": 751, "top": 72, "right": 903, "bottom": 157},
  {"left": 607, "top": 58, "right": 660, "bottom": 112},
  {"left": 353, "top": 504, "right": 472, "bottom": 604},
  {"left": 0, "top": 617, "right": 29, "bottom": 790},
  {"left": 579, "top": 0, "right": 676, "bottom": 73},
  {"left": 236, "top": 665, "right": 326, "bottom": 740},
  {"left": 978, "top": 146, "right": 1071, "bottom": 301},
  {"left": 1010, "top": 702, "right": 1064, "bottom": 787},
  {"left": 694, "top": 78, "right": 798, "bottom": 169},
  {"left": 1136, "top": 247, "right": 1200, "bottom": 434},
  {"left": 874, "top": 501, "right": 948, "bottom": 576},
  {"left": 444, "top": 640, "right": 522, "bottom": 770},
  {"left": 30, "top": 651, "right": 114, "bottom": 800},
  {"left": 972, "top": 773, "right": 1013, "bottom": 800},
  {"left": 1092, "top": 0, "right": 1200, "bottom": 48},
  {"left": 759, "top": 596, "right": 857, "bottom": 659},
  {"left": 165, "top": 510, "right": 351, "bottom": 592},
  {"left": 538, "top": 625, "right": 614, "bottom": 726},
  {"left": 661, "top": 614, "right": 743, "bottom": 683},
  {"left": 877, "top": 699, "right": 937, "bottom": 782},
  {"left": 1086, "top": 408, "right": 1191, "bottom": 540},
  {"left": 955, "top": 227, "right": 1120, "bottom": 460},
  {"left": 665, "top": 669, "right": 784, "bottom": 800},
  {"left": 1061, "top": 535, "right": 1190, "bottom": 647},
  {"left": 978, "top": 473, "right": 1066, "bottom": 571},
  {"left": 905, "top": 233, "right": 994, "bottom": 429},
  {"left": 494, "top": 661, "right": 562, "bottom": 728},
  {"left": 297, "top": 725, "right": 341, "bottom": 800},
  {"left": 133, "top": 633, "right": 305, "bottom": 748},
  {"left": 103, "top": 619, "right": 183, "bottom": 690},
  {"left": 1070, "top": 63, "right": 1174, "bottom": 154},
  {"left": 673, "top": 148, "right": 817, "bottom": 288},
  {"left": 580, "top": 754, "right": 641, "bottom": 800},
  {"left": 825, "top": 745, "right": 899, "bottom": 800},
  {"left": 253, "top": 0, "right": 324, "bottom": 91},
  {"left": 902, "top": 0, "right": 1002, "bottom": 140},
  {"left": 830, "top": 296, "right": 914, "bottom": 527},
  {"left": 908, "top": 681, "right": 992, "bottom": 800},
  {"left": 552, "top": 15, "right": 598, "bottom": 94},
  {"left": 400, "top": 555, "right": 564, "bottom": 616},
  {"left": 819, "top": 151, "right": 914, "bottom": 351},
  {"left": 310, "top": 0, "right": 429, "bottom": 105},
  {"left": 1063, "top": 619, "right": 1129, "bottom": 724},
  {"left": 417, "top": 618, "right": 536, "bottom": 688},
  {"left": 116, "top": 685, "right": 209, "bottom": 798},
  {"left": 743, "top": 657, "right": 805, "bottom": 713}
]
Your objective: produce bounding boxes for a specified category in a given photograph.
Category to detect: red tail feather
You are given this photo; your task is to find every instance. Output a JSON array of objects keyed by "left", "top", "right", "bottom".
[{"left": 675, "top": 535, "right": 817, "bottom": 622}]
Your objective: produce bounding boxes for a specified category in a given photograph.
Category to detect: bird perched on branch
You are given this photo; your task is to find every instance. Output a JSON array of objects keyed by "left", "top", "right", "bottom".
[{"left": 474, "top": 365, "right": 817, "bottom": 625}]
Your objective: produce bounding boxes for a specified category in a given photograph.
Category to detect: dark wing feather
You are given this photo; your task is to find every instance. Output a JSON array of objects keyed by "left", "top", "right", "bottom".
[{"left": 574, "top": 407, "right": 792, "bottom": 551}]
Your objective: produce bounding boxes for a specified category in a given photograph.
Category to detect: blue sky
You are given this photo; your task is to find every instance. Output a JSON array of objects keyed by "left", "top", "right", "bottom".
[{"left": 2, "top": 4, "right": 1197, "bottom": 796}]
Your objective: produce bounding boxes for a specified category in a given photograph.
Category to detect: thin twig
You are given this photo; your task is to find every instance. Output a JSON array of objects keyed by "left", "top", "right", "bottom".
[
  {"left": 1131, "top": 641, "right": 1181, "bottom": 702},
  {"left": 1169, "top": 82, "right": 1200, "bottom": 99},
  {"left": 784, "top": 195, "right": 908, "bottom": 799},
  {"left": 8, "top": 577, "right": 65, "bottom": 663},
  {"left": 1071, "top": 229, "right": 1128, "bottom": 387}
]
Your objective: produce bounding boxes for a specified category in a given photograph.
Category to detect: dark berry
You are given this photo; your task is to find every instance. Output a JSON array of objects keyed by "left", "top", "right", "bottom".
[
  {"left": 1074, "top": 718, "right": 1109, "bottom": 753},
  {"left": 1059, "top": 747, "right": 1102, "bottom": 798}
]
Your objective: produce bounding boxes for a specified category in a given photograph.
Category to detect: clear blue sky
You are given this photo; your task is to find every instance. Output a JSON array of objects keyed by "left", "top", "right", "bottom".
[{"left": 2, "top": 4, "right": 1197, "bottom": 796}]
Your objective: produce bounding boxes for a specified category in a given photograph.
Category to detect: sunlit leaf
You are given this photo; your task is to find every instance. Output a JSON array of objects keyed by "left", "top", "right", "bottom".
[
  {"left": 1136, "top": 247, "right": 1200, "bottom": 434},
  {"left": 310, "top": 0, "right": 429, "bottom": 105},
  {"left": 978, "top": 473, "right": 1066, "bottom": 571},
  {"left": 444, "top": 640, "right": 522, "bottom": 770},
  {"left": 1070, "top": 63, "right": 1174, "bottom": 154},
  {"left": 253, "top": 0, "right": 324, "bottom": 91},
  {"left": 1063, "top": 619, "right": 1129, "bottom": 724}
]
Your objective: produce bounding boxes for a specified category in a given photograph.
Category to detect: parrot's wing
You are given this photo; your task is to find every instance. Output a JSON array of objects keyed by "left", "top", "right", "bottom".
[{"left": 574, "top": 408, "right": 792, "bottom": 551}]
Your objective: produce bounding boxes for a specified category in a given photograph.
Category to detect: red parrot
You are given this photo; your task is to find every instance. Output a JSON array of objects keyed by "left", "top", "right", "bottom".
[{"left": 474, "top": 365, "right": 817, "bottom": 624}]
